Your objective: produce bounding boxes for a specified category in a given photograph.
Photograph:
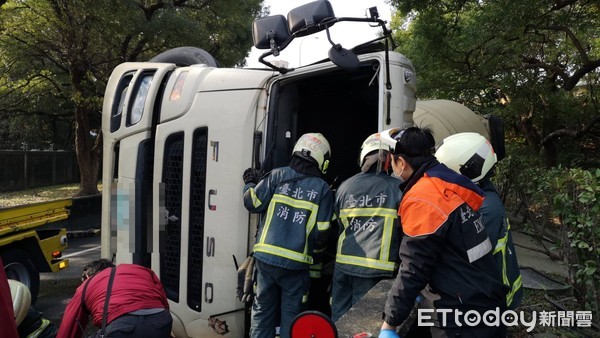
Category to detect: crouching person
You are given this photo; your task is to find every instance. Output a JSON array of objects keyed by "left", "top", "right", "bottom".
[{"left": 57, "top": 259, "right": 172, "bottom": 338}]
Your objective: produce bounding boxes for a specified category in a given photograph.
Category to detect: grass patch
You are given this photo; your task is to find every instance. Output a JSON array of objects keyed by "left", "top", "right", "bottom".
[
  {"left": 508, "top": 286, "right": 598, "bottom": 337},
  {"left": 0, "top": 183, "right": 102, "bottom": 208}
]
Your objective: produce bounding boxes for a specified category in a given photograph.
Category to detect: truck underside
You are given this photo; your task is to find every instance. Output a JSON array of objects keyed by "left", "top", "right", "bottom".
[{"left": 264, "top": 63, "right": 380, "bottom": 185}]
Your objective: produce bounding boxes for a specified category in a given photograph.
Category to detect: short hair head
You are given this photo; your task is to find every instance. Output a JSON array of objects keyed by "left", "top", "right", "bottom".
[
  {"left": 81, "top": 259, "right": 115, "bottom": 282},
  {"left": 381, "top": 126, "right": 436, "bottom": 170}
]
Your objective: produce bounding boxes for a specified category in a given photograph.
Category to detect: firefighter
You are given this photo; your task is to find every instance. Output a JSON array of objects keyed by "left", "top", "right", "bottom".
[
  {"left": 378, "top": 127, "right": 507, "bottom": 338},
  {"left": 242, "top": 133, "right": 335, "bottom": 338},
  {"left": 435, "top": 132, "right": 523, "bottom": 310},
  {"left": 331, "top": 133, "right": 402, "bottom": 322}
]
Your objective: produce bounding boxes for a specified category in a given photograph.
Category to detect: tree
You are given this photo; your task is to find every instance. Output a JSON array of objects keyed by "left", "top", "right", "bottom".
[
  {"left": 0, "top": 0, "right": 264, "bottom": 195},
  {"left": 389, "top": 0, "right": 600, "bottom": 167}
]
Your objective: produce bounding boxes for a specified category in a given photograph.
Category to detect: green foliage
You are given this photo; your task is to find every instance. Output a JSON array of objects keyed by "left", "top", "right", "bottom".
[
  {"left": 389, "top": 0, "right": 600, "bottom": 167},
  {"left": 493, "top": 143, "right": 544, "bottom": 213},
  {"left": 392, "top": 0, "right": 600, "bottom": 321},
  {"left": 554, "top": 170, "right": 599, "bottom": 237},
  {"left": 0, "top": 0, "right": 264, "bottom": 193},
  {"left": 552, "top": 168, "right": 600, "bottom": 313},
  {"left": 495, "top": 155, "right": 600, "bottom": 316}
]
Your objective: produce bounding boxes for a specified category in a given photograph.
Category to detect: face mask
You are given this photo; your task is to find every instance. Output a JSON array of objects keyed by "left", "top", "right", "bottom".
[
  {"left": 391, "top": 171, "right": 404, "bottom": 182},
  {"left": 391, "top": 159, "right": 405, "bottom": 182}
]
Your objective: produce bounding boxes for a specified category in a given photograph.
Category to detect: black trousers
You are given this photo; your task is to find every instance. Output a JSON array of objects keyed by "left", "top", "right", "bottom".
[{"left": 95, "top": 310, "right": 172, "bottom": 338}]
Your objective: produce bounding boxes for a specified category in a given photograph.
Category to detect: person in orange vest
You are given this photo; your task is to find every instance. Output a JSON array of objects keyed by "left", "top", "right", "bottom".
[
  {"left": 378, "top": 127, "right": 506, "bottom": 338},
  {"left": 435, "top": 132, "right": 522, "bottom": 310}
]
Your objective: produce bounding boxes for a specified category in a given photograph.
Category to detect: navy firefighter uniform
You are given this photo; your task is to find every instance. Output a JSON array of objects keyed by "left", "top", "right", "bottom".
[
  {"left": 242, "top": 132, "right": 334, "bottom": 338},
  {"left": 331, "top": 132, "right": 403, "bottom": 322}
]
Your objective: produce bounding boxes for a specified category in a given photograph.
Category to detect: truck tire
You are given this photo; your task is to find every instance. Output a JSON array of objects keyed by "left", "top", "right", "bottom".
[
  {"left": 2, "top": 248, "right": 40, "bottom": 304},
  {"left": 149, "top": 47, "right": 219, "bottom": 67}
]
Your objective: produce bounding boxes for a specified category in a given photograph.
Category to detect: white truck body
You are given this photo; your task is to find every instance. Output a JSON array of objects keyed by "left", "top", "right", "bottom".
[{"left": 100, "top": 2, "right": 501, "bottom": 336}]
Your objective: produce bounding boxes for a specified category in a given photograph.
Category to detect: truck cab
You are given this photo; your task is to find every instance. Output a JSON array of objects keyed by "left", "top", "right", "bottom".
[{"left": 100, "top": 1, "right": 502, "bottom": 337}]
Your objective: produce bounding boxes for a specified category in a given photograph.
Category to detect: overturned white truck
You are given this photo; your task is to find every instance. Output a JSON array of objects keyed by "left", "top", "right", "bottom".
[{"left": 100, "top": 0, "right": 504, "bottom": 336}]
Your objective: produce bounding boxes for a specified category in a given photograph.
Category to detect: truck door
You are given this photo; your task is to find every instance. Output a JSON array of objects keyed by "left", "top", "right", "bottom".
[{"left": 151, "top": 66, "right": 262, "bottom": 337}]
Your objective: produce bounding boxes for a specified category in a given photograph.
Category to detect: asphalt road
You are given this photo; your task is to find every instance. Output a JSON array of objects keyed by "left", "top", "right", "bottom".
[{"left": 36, "top": 234, "right": 101, "bottom": 332}]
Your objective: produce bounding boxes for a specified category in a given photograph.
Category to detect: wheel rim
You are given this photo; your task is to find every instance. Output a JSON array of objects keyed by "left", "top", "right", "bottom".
[
  {"left": 4, "top": 262, "right": 32, "bottom": 288},
  {"left": 290, "top": 311, "right": 338, "bottom": 338}
]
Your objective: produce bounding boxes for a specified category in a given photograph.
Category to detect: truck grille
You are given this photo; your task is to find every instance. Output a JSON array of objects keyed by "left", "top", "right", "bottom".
[
  {"left": 187, "top": 128, "right": 207, "bottom": 311},
  {"left": 161, "top": 132, "right": 184, "bottom": 302}
]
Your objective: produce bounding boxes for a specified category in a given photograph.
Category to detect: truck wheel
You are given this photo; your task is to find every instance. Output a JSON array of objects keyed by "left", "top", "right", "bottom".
[
  {"left": 2, "top": 249, "right": 40, "bottom": 304},
  {"left": 149, "top": 47, "right": 219, "bottom": 67}
]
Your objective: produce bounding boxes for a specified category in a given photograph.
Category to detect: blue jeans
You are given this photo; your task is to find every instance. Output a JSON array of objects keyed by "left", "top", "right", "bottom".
[
  {"left": 93, "top": 310, "right": 172, "bottom": 337},
  {"left": 250, "top": 260, "right": 310, "bottom": 338},
  {"left": 331, "top": 268, "right": 383, "bottom": 322}
]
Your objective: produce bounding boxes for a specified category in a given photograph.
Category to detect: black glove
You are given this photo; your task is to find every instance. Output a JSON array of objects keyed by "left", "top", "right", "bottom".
[{"left": 243, "top": 168, "right": 260, "bottom": 184}]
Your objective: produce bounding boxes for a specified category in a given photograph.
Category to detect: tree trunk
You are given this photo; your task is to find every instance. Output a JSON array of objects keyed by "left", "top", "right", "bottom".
[
  {"left": 541, "top": 140, "right": 558, "bottom": 167},
  {"left": 74, "top": 105, "right": 102, "bottom": 197},
  {"left": 516, "top": 109, "right": 542, "bottom": 152}
]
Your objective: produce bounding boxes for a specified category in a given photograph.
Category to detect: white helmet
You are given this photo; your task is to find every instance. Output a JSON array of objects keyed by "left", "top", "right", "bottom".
[
  {"left": 435, "top": 132, "right": 497, "bottom": 182},
  {"left": 9, "top": 279, "right": 31, "bottom": 326},
  {"left": 292, "top": 133, "right": 331, "bottom": 174},
  {"left": 379, "top": 128, "right": 404, "bottom": 154},
  {"left": 359, "top": 133, "right": 390, "bottom": 170}
]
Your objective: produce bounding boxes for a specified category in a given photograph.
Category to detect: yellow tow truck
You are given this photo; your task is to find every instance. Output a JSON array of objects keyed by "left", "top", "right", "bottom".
[{"left": 0, "top": 199, "right": 70, "bottom": 303}]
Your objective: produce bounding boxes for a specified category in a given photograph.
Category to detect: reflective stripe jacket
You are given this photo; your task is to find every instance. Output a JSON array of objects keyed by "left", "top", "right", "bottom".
[
  {"left": 334, "top": 171, "right": 402, "bottom": 278},
  {"left": 384, "top": 161, "right": 507, "bottom": 328},
  {"left": 243, "top": 166, "right": 334, "bottom": 270},
  {"left": 479, "top": 178, "right": 523, "bottom": 309}
]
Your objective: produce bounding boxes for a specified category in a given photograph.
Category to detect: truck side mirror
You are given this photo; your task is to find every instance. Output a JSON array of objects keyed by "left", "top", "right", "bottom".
[
  {"left": 328, "top": 44, "right": 359, "bottom": 71},
  {"left": 287, "top": 0, "right": 335, "bottom": 37},
  {"left": 252, "top": 15, "right": 290, "bottom": 50}
]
